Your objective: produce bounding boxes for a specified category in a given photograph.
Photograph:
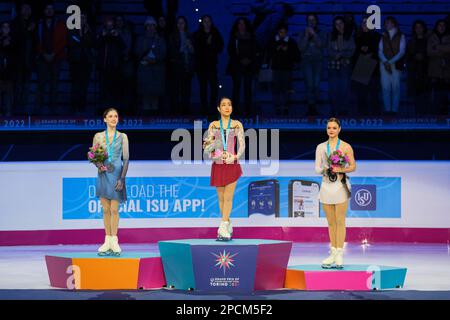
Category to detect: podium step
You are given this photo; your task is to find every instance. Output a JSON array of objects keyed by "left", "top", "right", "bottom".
[
  {"left": 285, "top": 264, "right": 407, "bottom": 291},
  {"left": 45, "top": 252, "right": 166, "bottom": 290},
  {"left": 158, "top": 239, "right": 292, "bottom": 292}
]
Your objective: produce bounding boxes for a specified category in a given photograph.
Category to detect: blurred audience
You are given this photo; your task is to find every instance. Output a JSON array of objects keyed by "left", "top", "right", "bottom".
[{"left": 0, "top": 2, "right": 448, "bottom": 118}]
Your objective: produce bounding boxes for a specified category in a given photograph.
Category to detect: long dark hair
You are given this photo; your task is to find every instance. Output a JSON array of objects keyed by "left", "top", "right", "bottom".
[
  {"left": 175, "top": 15, "right": 189, "bottom": 33},
  {"left": 230, "top": 17, "right": 253, "bottom": 37},
  {"left": 198, "top": 14, "right": 216, "bottom": 32},
  {"left": 331, "top": 16, "right": 351, "bottom": 41}
]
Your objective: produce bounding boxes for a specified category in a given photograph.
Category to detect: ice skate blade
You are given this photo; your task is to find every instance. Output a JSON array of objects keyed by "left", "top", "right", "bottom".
[
  {"left": 335, "top": 265, "right": 344, "bottom": 269},
  {"left": 110, "top": 252, "right": 121, "bottom": 257},
  {"left": 321, "top": 264, "right": 334, "bottom": 269},
  {"left": 97, "top": 250, "right": 112, "bottom": 257},
  {"left": 216, "top": 236, "right": 231, "bottom": 242}
]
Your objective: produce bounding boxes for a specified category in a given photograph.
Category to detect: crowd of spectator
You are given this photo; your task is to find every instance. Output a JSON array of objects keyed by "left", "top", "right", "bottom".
[{"left": 0, "top": 1, "right": 449, "bottom": 117}]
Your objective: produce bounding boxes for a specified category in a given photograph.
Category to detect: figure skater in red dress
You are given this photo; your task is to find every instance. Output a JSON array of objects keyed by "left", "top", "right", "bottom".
[{"left": 203, "top": 97, "right": 245, "bottom": 241}]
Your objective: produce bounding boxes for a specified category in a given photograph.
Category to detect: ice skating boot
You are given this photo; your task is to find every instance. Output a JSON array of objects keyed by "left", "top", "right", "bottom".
[
  {"left": 335, "top": 248, "right": 344, "bottom": 269},
  {"left": 216, "top": 221, "right": 231, "bottom": 241},
  {"left": 321, "top": 247, "right": 337, "bottom": 269},
  {"left": 110, "top": 235, "right": 122, "bottom": 256},
  {"left": 98, "top": 235, "right": 112, "bottom": 256},
  {"left": 227, "top": 220, "right": 233, "bottom": 239}
]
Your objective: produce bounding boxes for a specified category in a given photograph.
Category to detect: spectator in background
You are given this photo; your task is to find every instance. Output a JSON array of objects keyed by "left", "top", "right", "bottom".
[
  {"left": 250, "top": 1, "right": 294, "bottom": 51},
  {"left": 67, "top": 13, "right": 95, "bottom": 115},
  {"left": 343, "top": 13, "right": 357, "bottom": 39},
  {"left": 226, "top": 17, "right": 257, "bottom": 117},
  {"left": 427, "top": 19, "right": 450, "bottom": 115},
  {"left": 0, "top": 21, "right": 14, "bottom": 116},
  {"left": 378, "top": 16, "right": 406, "bottom": 115},
  {"left": 144, "top": 0, "right": 178, "bottom": 33},
  {"left": 269, "top": 23, "right": 300, "bottom": 116},
  {"left": 157, "top": 16, "right": 170, "bottom": 41},
  {"left": 298, "top": 13, "right": 326, "bottom": 116},
  {"left": 193, "top": 15, "right": 224, "bottom": 116},
  {"left": 10, "top": 3, "right": 35, "bottom": 114},
  {"left": 115, "top": 15, "right": 136, "bottom": 114},
  {"left": 97, "top": 16, "right": 125, "bottom": 113},
  {"left": 352, "top": 16, "right": 381, "bottom": 116},
  {"left": 328, "top": 16, "right": 355, "bottom": 116},
  {"left": 35, "top": 3, "right": 67, "bottom": 114},
  {"left": 168, "top": 16, "right": 195, "bottom": 115},
  {"left": 406, "top": 20, "right": 429, "bottom": 116},
  {"left": 135, "top": 17, "right": 167, "bottom": 115}
]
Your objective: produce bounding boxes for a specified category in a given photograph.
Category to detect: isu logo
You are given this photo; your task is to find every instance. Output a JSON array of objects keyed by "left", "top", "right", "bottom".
[
  {"left": 211, "top": 250, "right": 238, "bottom": 275},
  {"left": 355, "top": 189, "right": 372, "bottom": 207}
]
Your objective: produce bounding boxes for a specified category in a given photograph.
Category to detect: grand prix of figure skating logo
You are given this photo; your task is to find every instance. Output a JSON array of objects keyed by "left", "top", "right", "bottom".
[{"left": 211, "top": 250, "right": 238, "bottom": 275}]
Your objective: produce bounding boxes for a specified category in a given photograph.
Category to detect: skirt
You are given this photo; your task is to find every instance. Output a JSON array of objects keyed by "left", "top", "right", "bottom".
[
  {"left": 96, "top": 159, "right": 127, "bottom": 203},
  {"left": 210, "top": 162, "right": 242, "bottom": 187},
  {"left": 319, "top": 175, "right": 351, "bottom": 204}
]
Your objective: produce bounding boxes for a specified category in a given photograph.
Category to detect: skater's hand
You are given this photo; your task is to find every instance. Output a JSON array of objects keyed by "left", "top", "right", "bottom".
[
  {"left": 115, "top": 178, "right": 124, "bottom": 191},
  {"left": 332, "top": 166, "right": 343, "bottom": 173},
  {"left": 94, "top": 162, "right": 103, "bottom": 169},
  {"left": 224, "top": 153, "right": 236, "bottom": 164}
]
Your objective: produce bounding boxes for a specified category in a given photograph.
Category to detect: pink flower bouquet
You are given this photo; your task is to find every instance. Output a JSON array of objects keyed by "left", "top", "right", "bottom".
[
  {"left": 326, "top": 150, "right": 349, "bottom": 182},
  {"left": 88, "top": 144, "right": 109, "bottom": 173}
]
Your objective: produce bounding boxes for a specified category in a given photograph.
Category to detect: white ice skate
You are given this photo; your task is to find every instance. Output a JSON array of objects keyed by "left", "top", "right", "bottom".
[
  {"left": 216, "top": 221, "right": 232, "bottom": 241},
  {"left": 321, "top": 247, "right": 337, "bottom": 269},
  {"left": 227, "top": 220, "right": 233, "bottom": 238},
  {"left": 335, "top": 248, "right": 344, "bottom": 269},
  {"left": 98, "top": 235, "right": 112, "bottom": 256},
  {"left": 110, "top": 235, "right": 122, "bottom": 256}
]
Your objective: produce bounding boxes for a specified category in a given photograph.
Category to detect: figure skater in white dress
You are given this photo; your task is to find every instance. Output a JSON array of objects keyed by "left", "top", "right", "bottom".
[{"left": 315, "top": 118, "right": 356, "bottom": 268}]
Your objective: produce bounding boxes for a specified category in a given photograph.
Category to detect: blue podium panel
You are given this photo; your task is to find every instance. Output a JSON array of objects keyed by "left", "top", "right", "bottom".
[
  {"left": 158, "top": 239, "right": 292, "bottom": 293},
  {"left": 158, "top": 242, "right": 195, "bottom": 290}
]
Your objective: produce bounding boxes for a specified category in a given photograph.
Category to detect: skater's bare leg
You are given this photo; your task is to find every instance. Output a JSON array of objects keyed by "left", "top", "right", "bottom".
[
  {"left": 216, "top": 186, "right": 225, "bottom": 215},
  {"left": 222, "top": 181, "right": 237, "bottom": 221},
  {"left": 323, "top": 204, "right": 337, "bottom": 248},
  {"left": 100, "top": 198, "right": 112, "bottom": 236},
  {"left": 110, "top": 200, "right": 120, "bottom": 236},
  {"left": 335, "top": 201, "right": 348, "bottom": 248}
]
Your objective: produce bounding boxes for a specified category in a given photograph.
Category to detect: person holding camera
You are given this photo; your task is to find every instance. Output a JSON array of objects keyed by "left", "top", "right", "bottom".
[{"left": 315, "top": 118, "right": 356, "bottom": 269}]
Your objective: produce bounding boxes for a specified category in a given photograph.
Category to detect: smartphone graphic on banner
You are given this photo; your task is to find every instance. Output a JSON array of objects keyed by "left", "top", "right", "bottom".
[
  {"left": 248, "top": 180, "right": 280, "bottom": 217},
  {"left": 288, "top": 180, "right": 320, "bottom": 218}
]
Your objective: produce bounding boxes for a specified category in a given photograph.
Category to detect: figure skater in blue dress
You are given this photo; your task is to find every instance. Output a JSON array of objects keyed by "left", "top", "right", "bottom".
[{"left": 92, "top": 108, "right": 129, "bottom": 256}]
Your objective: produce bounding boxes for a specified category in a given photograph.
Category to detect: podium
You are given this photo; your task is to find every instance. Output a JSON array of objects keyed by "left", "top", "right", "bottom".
[
  {"left": 284, "top": 265, "right": 407, "bottom": 291},
  {"left": 45, "top": 252, "right": 166, "bottom": 290},
  {"left": 158, "top": 239, "right": 292, "bottom": 292}
]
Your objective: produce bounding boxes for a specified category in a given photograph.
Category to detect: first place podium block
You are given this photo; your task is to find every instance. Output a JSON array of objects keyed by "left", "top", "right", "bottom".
[
  {"left": 45, "top": 252, "right": 166, "bottom": 290},
  {"left": 158, "top": 239, "right": 292, "bottom": 293}
]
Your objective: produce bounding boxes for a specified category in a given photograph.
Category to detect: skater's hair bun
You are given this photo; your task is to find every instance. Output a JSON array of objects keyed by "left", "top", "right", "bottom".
[
  {"left": 327, "top": 117, "right": 341, "bottom": 127},
  {"left": 103, "top": 108, "right": 119, "bottom": 118}
]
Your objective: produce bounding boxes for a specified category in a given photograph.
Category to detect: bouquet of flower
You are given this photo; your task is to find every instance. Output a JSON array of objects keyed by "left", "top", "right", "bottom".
[
  {"left": 326, "top": 150, "right": 349, "bottom": 182},
  {"left": 203, "top": 134, "right": 223, "bottom": 159},
  {"left": 88, "top": 144, "right": 109, "bottom": 173}
]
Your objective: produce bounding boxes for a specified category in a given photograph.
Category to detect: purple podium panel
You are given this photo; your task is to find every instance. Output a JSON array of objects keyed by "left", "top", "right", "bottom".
[
  {"left": 191, "top": 244, "right": 258, "bottom": 292},
  {"left": 45, "top": 255, "right": 74, "bottom": 289},
  {"left": 254, "top": 242, "right": 292, "bottom": 290}
]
